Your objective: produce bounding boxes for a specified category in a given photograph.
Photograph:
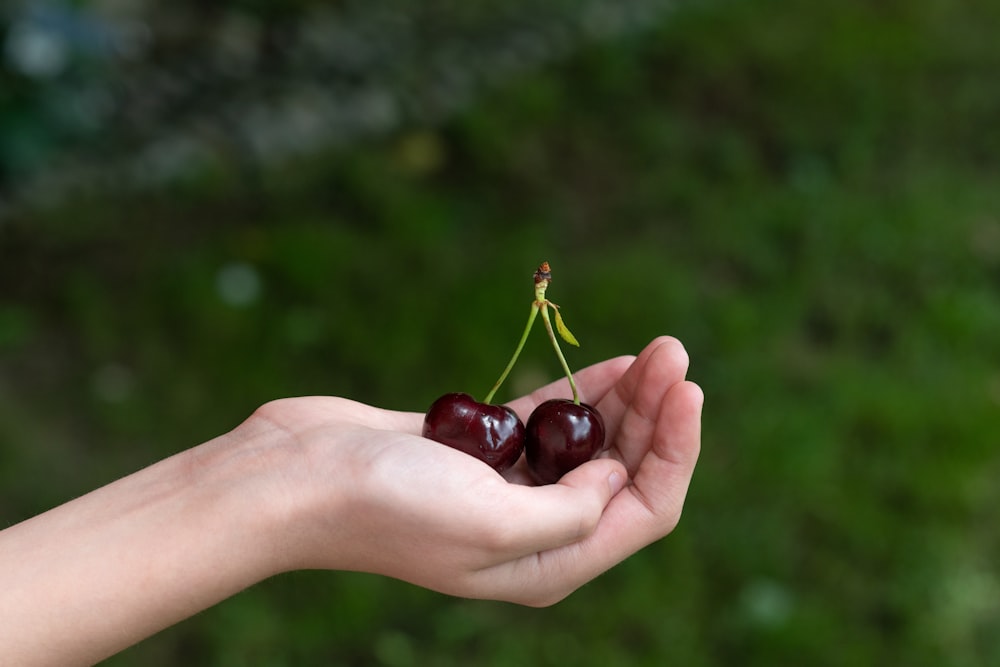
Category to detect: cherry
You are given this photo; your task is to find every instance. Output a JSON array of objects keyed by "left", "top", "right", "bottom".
[
  {"left": 422, "top": 392, "right": 525, "bottom": 473},
  {"left": 525, "top": 399, "right": 606, "bottom": 484},
  {"left": 422, "top": 262, "right": 601, "bottom": 480}
]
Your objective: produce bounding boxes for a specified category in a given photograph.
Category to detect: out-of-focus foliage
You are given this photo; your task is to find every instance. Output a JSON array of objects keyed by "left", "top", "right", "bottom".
[
  {"left": 2, "top": 0, "right": 999, "bottom": 665},
  {"left": 0, "top": 0, "right": 675, "bottom": 213}
]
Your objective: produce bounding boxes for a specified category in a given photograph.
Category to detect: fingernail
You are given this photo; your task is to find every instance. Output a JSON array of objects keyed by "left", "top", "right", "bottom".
[{"left": 608, "top": 471, "right": 626, "bottom": 496}]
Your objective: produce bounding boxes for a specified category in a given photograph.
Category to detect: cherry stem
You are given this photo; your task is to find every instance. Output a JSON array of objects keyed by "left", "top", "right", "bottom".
[
  {"left": 483, "top": 303, "right": 538, "bottom": 404},
  {"left": 482, "top": 261, "right": 580, "bottom": 405},
  {"left": 539, "top": 303, "right": 580, "bottom": 404}
]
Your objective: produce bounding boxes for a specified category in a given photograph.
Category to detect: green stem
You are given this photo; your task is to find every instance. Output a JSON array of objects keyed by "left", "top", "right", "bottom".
[
  {"left": 539, "top": 303, "right": 580, "bottom": 404},
  {"left": 483, "top": 303, "right": 539, "bottom": 404}
]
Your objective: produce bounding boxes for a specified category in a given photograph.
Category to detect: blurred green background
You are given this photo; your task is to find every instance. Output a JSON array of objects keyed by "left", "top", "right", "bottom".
[{"left": 2, "top": 0, "right": 999, "bottom": 664}]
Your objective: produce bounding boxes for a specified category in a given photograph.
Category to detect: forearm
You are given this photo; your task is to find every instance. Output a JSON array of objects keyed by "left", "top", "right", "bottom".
[{"left": 0, "top": 416, "right": 294, "bottom": 667}]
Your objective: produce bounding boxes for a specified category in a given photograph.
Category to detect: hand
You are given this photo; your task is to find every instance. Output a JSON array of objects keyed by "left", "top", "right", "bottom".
[
  {"left": 258, "top": 335, "right": 703, "bottom": 606},
  {"left": 0, "top": 336, "right": 701, "bottom": 664}
]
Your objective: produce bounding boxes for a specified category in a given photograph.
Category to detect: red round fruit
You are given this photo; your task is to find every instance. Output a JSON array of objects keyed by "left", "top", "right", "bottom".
[
  {"left": 525, "top": 399, "right": 605, "bottom": 484},
  {"left": 422, "top": 392, "right": 525, "bottom": 473}
]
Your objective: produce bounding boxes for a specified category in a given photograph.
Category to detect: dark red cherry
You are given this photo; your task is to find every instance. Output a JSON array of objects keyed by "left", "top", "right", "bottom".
[
  {"left": 525, "top": 399, "right": 606, "bottom": 484},
  {"left": 422, "top": 392, "right": 525, "bottom": 473}
]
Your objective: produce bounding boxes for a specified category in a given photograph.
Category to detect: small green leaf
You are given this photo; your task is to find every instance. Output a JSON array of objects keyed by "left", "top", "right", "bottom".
[{"left": 553, "top": 308, "right": 580, "bottom": 346}]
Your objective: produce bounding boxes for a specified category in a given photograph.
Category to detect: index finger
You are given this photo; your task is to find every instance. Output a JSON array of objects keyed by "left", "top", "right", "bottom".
[{"left": 598, "top": 336, "right": 690, "bottom": 474}]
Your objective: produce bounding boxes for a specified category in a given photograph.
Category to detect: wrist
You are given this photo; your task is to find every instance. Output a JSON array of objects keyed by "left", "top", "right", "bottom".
[
  {"left": 201, "top": 407, "right": 315, "bottom": 578},
  {"left": 230, "top": 398, "right": 356, "bottom": 575}
]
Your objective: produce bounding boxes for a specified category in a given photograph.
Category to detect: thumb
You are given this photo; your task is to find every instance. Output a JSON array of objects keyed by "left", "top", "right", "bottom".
[
  {"left": 558, "top": 456, "right": 629, "bottom": 496},
  {"left": 552, "top": 457, "right": 630, "bottom": 534},
  {"left": 494, "top": 457, "right": 630, "bottom": 559}
]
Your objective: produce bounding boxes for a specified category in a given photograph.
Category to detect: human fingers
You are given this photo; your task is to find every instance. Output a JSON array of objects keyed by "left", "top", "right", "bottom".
[
  {"left": 437, "top": 456, "right": 630, "bottom": 601},
  {"left": 501, "top": 339, "right": 684, "bottom": 484},
  {"left": 600, "top": 379, "right": 704, "bottom": 553},
  {"left": 497, "top": 379, "right": 702, "bottom": 605},
  {"left": 505, "top": 354, "right": 635, "bottom": 420},
  {"left": 598, "top": 336, "right": 690, "bottom": 475},
  {"left": 351, "top": 453, "right": 630, "bottom": 600},
  {"left": 473, "top": 456, "right": 629, "bottom": 561}
]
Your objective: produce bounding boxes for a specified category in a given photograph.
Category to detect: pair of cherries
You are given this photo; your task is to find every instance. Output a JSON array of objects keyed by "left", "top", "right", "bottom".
[
  {"left": 424, "top": 393, "right": 604, "bottom": 484},
  {"left": 422, "top": 263, "right": 606, "bottom": 485}
]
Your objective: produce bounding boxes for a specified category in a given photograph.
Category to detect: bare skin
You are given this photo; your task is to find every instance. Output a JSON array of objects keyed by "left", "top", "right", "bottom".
[{"left": 0, "top": 336, "right": 703, "bottom": 666}]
